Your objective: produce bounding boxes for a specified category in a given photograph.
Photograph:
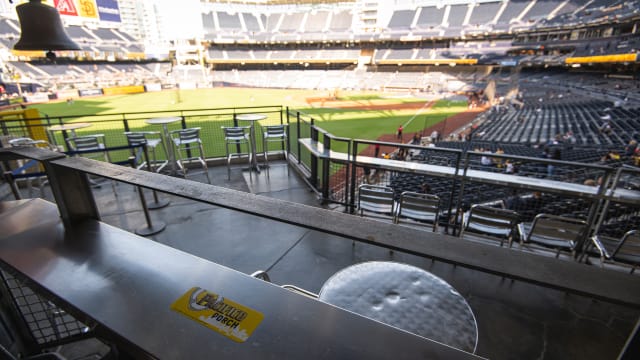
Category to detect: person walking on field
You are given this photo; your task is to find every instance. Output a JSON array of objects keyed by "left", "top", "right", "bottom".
[{"left": 397, "top": 125, "right": 403, "bottom": 141}]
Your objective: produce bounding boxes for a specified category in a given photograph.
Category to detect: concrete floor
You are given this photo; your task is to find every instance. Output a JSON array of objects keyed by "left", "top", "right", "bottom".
[{"left": 3, "top": 161, "right": 639, "bottom": 359}]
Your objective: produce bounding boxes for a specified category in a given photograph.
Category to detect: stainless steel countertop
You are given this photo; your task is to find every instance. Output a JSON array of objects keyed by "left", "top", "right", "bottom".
[{"left": 0, "top": 199, "right": 480, "bottom": 359}]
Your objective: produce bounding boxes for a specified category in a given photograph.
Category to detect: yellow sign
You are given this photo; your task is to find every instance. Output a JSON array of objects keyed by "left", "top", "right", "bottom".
[
  {"left": 102, "top": 86, "right": 145, "bottom": 96},
  {"left": 77, "top": 0, "right": 98, "bottom": 18},
  {"left": 171, "top": 287, "right": 264, "bottom": 343},
  {"left": 566, "top": 53, "right": 638, "bottom": 64}
]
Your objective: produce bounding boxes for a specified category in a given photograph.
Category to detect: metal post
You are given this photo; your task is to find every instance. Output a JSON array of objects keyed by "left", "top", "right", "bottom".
[
  {"left": 180, "top": 115, "right": 192, "bottom": 159},
  {"left": 310, "top": 126, "right": 318, "bottom": 188},
  {"left": 452, "top": 152, "right": 471, "bottom": 236},
  {"left": 122, "top": 114, "right": 130, "bottom": 132},
  {"left": 233, "top": 113, "right": 241, "bottom": 155},
  {"left": 349, "top": 141, "right": 358, "bottom": 214},
  {"left": 135, "top": 185, "right": 167, "bottom": 237},
  {"left": 445, "top": 151, "right": 462, "bottom": 234},
  {"left": 321, "top": 136, "right": 331, "bottom": 203},
  {"left": 127, "top": 155, "right": 167, "bottom": 236},
  {"left": 344, "top": 140, "right": 351, "bottom": 212},
  {"left": 141, "top": 145, "right": 169, "bottom": 210},
  {"left": 296, "top": 112, "right": 301, "bottom": 164},
  {"left": 3, "top": 171, "right": 22, "bottom": 200}
]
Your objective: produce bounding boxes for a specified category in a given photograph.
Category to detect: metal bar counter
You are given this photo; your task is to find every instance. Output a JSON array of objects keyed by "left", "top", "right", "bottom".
[
  {"left": 299, "top": 138, "right": 640, "bottom": 203},
  {"left": 0, "top": 199, "right": 480, "bottom": 359},
  {"left": 298, "top": 138, "right": 350, "bottom": 162},
  {"left": 38, "top": 155, "right": 640, "bottom": 307}
]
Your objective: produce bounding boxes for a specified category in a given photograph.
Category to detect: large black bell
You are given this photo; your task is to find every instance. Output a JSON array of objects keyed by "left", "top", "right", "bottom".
[{"left": 13, "top": 0, "right": 80, "bottom": 51}]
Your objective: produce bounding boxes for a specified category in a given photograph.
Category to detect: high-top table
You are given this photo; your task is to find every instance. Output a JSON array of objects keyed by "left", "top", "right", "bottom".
[
  {"left": 47, "top": 122, "right": 92, "bottom": 151},
  {"left": 319, "top": 261, "right": 479, "bottom": 353},
  {"left": 145, "top": 116, "right": 181, "bottom": 176},
  {"left": 236, "top": 114, "right": 266, "bottom": 173}
]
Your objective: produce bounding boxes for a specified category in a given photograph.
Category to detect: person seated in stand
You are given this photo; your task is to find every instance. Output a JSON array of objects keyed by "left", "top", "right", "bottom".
[
  {"left": 624, "top": 140, "right": 637, "bottom": 156},
  {"left": 504, "top": 189, "right": 523, "bottom": 211},
  {"left": 599, "top": 121, "right": 613, "bottom": 135},
  {"left": 419, "top": 182, "right": 431, "bottom": 194},
  {"left": 493, "top": 147, "right": 505, "bottom": 167},
  {"left": 583, "top": 179, "right": 597, "bottom": 187},
  {"left": 600, "top": 151, "right": 620, "bottom": 164},
  {"left": 430, "top": 130, "right": 439, "bottom": 144},
  {"left": 411, "top": 133, "right": 421, "bottom": 145},
  {"left": 480, "top": 148, "right": 493, "bottom": 167},
  {"left": 504, "top": 159, "right": 515, "bottom": 174}
]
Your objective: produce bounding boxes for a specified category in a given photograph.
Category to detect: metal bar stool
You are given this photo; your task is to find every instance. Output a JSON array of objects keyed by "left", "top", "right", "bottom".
[
  {"left": 170, "top": 127, "right": 211, "bottom": 184},
  {"left": 124, "top": 131, "right": 168, "bottom": 171},
  {"left": 7, "top": 137, "right": 56, "bottom": 198},
  {"left": 67, "top": 134, "right": 111, "bottom": 163},
  {"left": 262, "top": 124, "right": 288, "bottom": 176},
  {"left": 222, "top": 126, "right": 252, "bottom": 180},
  {"left": 66, "top": 134, "right": 116, "bottom": 192}
]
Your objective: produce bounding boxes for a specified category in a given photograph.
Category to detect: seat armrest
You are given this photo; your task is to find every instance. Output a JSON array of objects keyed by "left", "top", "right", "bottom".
[
  {"left": 516, "top": 223, "right": 527, "bottom": 244},
  {"left": 590, "top": 235, "right": 611, "bottom": 259}
]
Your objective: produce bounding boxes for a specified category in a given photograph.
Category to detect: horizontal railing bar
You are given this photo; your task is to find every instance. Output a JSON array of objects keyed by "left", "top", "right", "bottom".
[{"left": 36, "top": 152, "right": 640, "bottom": 308}]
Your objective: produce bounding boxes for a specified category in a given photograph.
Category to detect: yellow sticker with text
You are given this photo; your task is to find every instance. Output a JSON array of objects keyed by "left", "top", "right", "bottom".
[{"left": 171, "top": 287, "right": 264, "bottom": 343}]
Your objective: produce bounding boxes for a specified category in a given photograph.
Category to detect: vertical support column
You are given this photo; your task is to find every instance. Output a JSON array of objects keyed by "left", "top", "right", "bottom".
[
  {"left": 349, "top": 141, "right": 358, "bottom": 214},
  {"left": 445, "top": 151, "right": 462, "bottom": 234},
  {"left": 321, "top": 136, "right": 331, "bottom": 203},
  {"left": 344, "top": 140, "right": 352, "bottom": 212},
  {"left": 310, "top": 125, "right": 318, "bottom": 188},
  {"left": 122, "top": 114, "right": 130, "bottom": 132},
  {"left": 296, "top": 112, "right": 301, "bottom": 164},
  {"left": 233, "top": 113, "right": 241, "bottom": 155},
  {"left": 452, "top": 151, "right": 471, "bottom": 236},
  {"left": 45, "top": 159, "right": 100, "bottom": 227}
]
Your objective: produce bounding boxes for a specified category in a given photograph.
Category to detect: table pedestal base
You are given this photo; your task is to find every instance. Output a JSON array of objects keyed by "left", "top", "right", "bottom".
[{"left": 135, "top": 221, "right": 166, "bottom": 236}]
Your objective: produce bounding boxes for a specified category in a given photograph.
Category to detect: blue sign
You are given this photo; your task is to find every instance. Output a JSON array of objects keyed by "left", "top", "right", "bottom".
[{"left": 97, "top": 0, "right": 121, "bottom": 22}]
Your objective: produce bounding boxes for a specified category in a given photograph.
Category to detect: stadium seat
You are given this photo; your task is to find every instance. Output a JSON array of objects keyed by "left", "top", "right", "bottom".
[
  {"left": 357, "top": 184, "right": 395, "bottom": 220},
  {"left": 589, "top": 230, "right": 639, "bottom": 274},
  {"left": 460, "top": 204, "right": 520, "bottom": 247},
  {"left": 517, "top": 213, "right": 588, "bottom": 258},
  {"left": 394, "top": 191, "right": 440, "bottom": 231}
]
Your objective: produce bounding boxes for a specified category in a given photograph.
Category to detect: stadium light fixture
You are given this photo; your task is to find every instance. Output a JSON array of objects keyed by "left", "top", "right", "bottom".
[{"left": 13, "top": 0, "right": 80, "bottom": 52}]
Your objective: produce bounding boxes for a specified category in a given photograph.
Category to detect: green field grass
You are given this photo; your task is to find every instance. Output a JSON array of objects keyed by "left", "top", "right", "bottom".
[{"left": 30, "top": 88, "right": 467, "bottom": 160}]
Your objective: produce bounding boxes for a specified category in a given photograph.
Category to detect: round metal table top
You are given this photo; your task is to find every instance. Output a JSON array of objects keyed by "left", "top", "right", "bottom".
[
  {"left": 48, "top": 122, "right": 92, "bottom": 131},
  {"left": 145, "top": 116, "right": 182, "bottom": 125},
  {"left": 236, "top": 114, "right": 267, "bottom": 121},
  {"left": 319, "top": 261, "right": 478, "bottom": 353}
]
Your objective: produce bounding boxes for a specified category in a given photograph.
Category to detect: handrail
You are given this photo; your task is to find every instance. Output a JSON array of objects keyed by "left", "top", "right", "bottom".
[{"left": 1, "top": 147, "right": 638, "bottom": 307}]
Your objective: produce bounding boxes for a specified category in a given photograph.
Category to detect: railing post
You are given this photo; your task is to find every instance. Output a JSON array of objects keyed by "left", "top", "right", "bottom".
[
  {"left": 348, "top": 141, "right": 358, "bottom": 214},
  {"left": 344, "top": 140, "right": 351, "bottom": 212},
  {"left": 310, "top": 125, "right": 318, "bottom": 188},
  {"left": 280, "top": 106, "right": 284, "bottom": 125},
  {"left": 296, "top": 112, "right": 301, "bottom": 164},
  {"left": 122, "top": 114, "right": 130, "bottom": 132},
  {"left": 444, "top": 151, "right": 462, "bottom": 234},
  {"left": 321, "top": 136, "right": 331, "bottom": 203},
  {"left": 452, "top": 151, "right": 471, "bottom": 236},
  {"left": 285, "top": 107, "right": 291, "bottom": 158},
  {"left": 2, "top": 172, "right": 22, "bottom": 200},
  {"left": 232, "top": 112, "right": 242, "bottom": 155}
]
